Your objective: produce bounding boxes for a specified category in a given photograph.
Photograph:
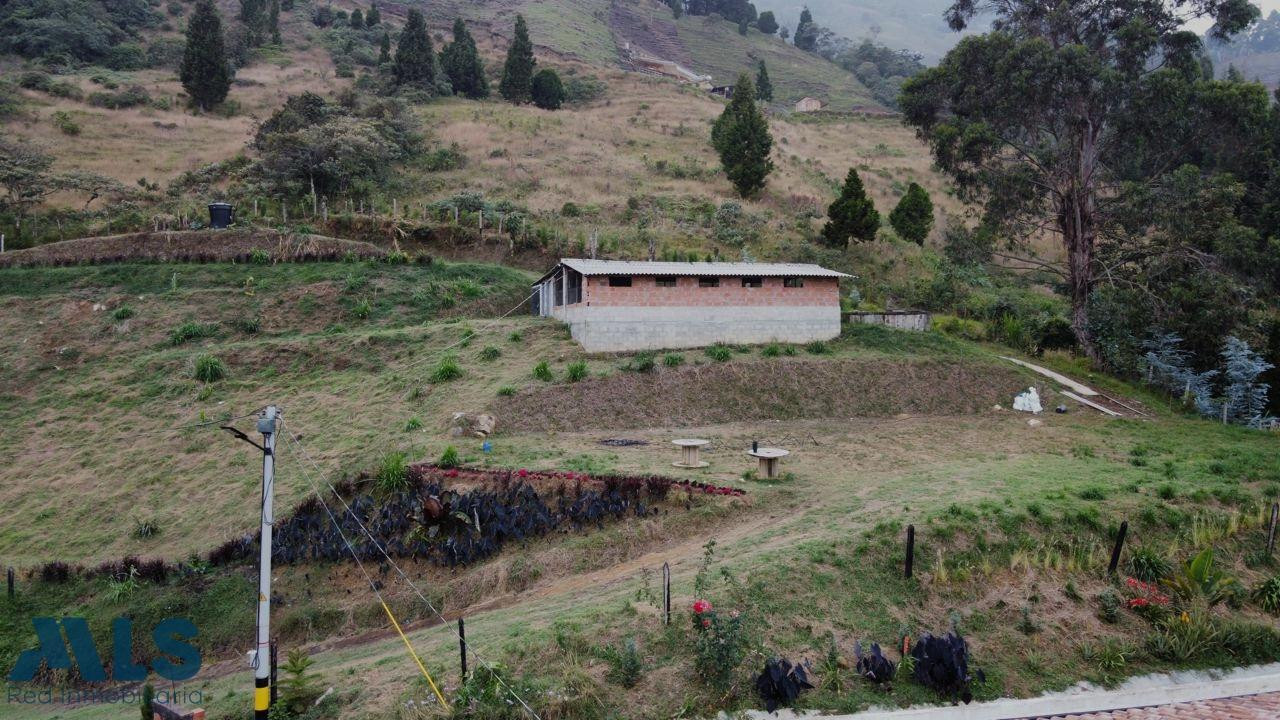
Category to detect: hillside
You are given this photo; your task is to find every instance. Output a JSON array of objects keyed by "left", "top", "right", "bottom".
[
  {"left": 4, "top": 256, "right": 1280, "bottom": 720},
  {"left": 751, "top": 0, "right": 984, "bottom": 62}
]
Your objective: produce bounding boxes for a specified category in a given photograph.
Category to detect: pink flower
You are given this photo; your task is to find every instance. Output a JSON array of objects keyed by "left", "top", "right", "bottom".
[{"left": 692, "top": 599, "right": 711, "bottom": 614}]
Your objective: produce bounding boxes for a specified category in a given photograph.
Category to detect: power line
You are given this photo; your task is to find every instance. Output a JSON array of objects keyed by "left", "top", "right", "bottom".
[
  {"left": 0, "top": 408, "right": 265, "bottom": 460},
  {"left": 280, "top": 423, "right": 542, "bottom": 720}
]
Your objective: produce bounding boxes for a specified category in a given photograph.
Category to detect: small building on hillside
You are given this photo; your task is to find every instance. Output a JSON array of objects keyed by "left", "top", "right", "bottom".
[
  {"left": 531, "top": 259, "right": 850, "bottom": 352},
  {"left": 710, "top": 85, "right": 735, "bottom": 99},
  {"left": 795, "top": 97, "right": 825, "bottom": 112}
]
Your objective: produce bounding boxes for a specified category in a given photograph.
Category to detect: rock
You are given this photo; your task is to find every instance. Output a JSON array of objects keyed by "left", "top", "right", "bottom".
[
  {"left": 993, "top": 404, "right": 1003, "bottom": 411},
  {"left": 1027, "top": 418, "right": 1043, "bottom": 427},
  {"left": 449, "top": 412, "right": 497, "bottom": 438}
]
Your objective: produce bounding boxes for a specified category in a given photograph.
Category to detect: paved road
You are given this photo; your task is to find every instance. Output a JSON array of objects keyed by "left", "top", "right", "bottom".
[{"left": 1042, "top": 690, "right": 1280, "bottom": 719}]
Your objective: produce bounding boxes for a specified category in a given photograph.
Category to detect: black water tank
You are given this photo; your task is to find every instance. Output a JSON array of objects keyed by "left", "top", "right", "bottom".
[{"left": 208, "top": 202, "right": 235, "bottom": 229}]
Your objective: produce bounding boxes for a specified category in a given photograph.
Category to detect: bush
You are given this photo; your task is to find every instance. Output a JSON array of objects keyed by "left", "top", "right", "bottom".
[
  {"left": 761, "top": 343, "right": 782, "bottom": 357},
  {"left": 533, "top": 360, "right": 554, "bottom": 382},
  {"left": 422, "top": 143, "right": 467, "bottom": 171},
  {"left": 626, "top": 352, "right": 656, "bottom": 373},
  {"left": 376, "top": 452, "right": 410, "bottom": 492},
  {"left": 601, "top": 638, "right": 643, "bottom": 688},
  {"left": 932, "top": 314, "right": 986, "bottom": 341},
  {"left": 87, "top": 85, "right": 152, "bottom": 109},
  {"left": 111, "top": 305, "right": 135, "bottom": 320},
  {"left": 805, "top": 340, "right": 831, "bottom": 355},
  {"left": 52, "top": 111, "right": 80, "bottom": 135},
  {"left": 131, "top": 518, "right": 161, "bottom": 539},
  {"left": 1253, "top": 576, "right": 1280, "bottom": 615},
  {"left": 566, "top": 361, "right": 588, "bottom": 382},
  {"left": 691, "top": 601, "right": 749, "bottom": 691},
  {"left": 170, "top": 321, "right": 218, "bottom": 345},
  {"left": 1128, "top": 548, "right": 1173, "bottom": 583},
  {"left": 705, "top": 344, "right": 732, "bottom": 362},
  {"left": 429, "top": 356, "right": 463, "bottom": 383},
  {"left": 478, "top": 346, "right": 501, "bottom": 361},
  {"left": 438, "top": 445, "right": 461, "bottom": 469},
  {"left": 193, "top": 354, "right": 227, "bottom": 382},
  {"left": 497, "top": 385, "right": 517, "bottom": 396},
  {"left": 663, "top": 353, "right": 685, "bottom": 367},
  {"left": 563, "top": 74, "right": 607, "bottom": 105}
]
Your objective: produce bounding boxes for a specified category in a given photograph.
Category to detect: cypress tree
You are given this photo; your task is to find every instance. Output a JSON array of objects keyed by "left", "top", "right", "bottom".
[
  {"left": 711, "top": 74, "right": 774, "bottom": 198},
  {"left": 755, "top": 60, "right": 773, "bottom": 101},
  {"left": 888, "top": 182, "right": 934, "bottom": 245},
  {"left": 500, "top": 14, "right": 536, "bottom": 104},
  {"left": 531, "top": 68, "right": 564, "bottom": 110},
  {"left": 794, "top": 7, "right": 818, "bottom": 51},
  {"left": 181, "top": 0, "right": 232, "bottom": 110},
  {"left": 366, "top": 3, "right": 381, "bottom": 27},
  {"left": 349, "top": 8, "right": 363, "bottom": 28},
  {"left": 393, "top": 9, "right": 436, "bottom": 89},
  {"left": 379, "top": 31, "right": 391, "bottom": 64},
  {"left": 737, "top": 17, "right": 749, "bottom": 35},
  {"left": 823, "top": 168, "right": 880, "bottom": 245},
  {"left": 239, "top": 0, "right": 266, "bottom": 45},
  {"left": 441, "top": 19, "right": 489, "bottom": 99},
  {"left": 269, "top": 0, "right": 281, "bottom": 45}
]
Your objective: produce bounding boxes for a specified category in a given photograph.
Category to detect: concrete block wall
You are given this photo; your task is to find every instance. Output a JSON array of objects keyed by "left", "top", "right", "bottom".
[{"left": 554, "top": 305, "right": 841, "bottom": 352}]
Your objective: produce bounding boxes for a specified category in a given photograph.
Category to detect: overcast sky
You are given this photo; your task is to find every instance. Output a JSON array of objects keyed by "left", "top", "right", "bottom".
[{"left": 1185, "top": 0, "right": 1279, "bottom": 32}]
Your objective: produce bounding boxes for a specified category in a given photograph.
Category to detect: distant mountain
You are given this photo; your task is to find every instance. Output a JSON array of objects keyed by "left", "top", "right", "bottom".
[
  {"left": 1205, "top": 10, "right": 1280, "bottom": 87},
  {"left": 750, "top": 0, "right": 981, "bottom": 62}
]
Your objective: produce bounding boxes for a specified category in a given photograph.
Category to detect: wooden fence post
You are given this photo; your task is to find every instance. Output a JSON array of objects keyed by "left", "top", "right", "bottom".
[
  {"left": 458, "top": 617, "right": 468, "bottom": 683},
  {"left": 904, "top": 525, "right": 915, "bottom": 579},
  {"left": 1268, "top": 502, "right": 1279, "bottom": 556},
  {"left": 6, "top": 567, "right": 14, "bottom": 600},
  {"left": 662, "top": 562, "right": 671, "bottom": 625},
  {"left": 1108, "top": 520, "right": 1128, "bottom": 575}
]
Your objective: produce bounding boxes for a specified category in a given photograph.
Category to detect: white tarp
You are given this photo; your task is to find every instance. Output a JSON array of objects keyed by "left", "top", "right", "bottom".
[{"left": 1013, "top": 387, "right": 1043, "bottom": 414}]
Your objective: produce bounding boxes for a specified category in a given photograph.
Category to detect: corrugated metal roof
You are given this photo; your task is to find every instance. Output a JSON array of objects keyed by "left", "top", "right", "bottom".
[{"left": 535, "top": 259, "right": 850, "bottom": 283}]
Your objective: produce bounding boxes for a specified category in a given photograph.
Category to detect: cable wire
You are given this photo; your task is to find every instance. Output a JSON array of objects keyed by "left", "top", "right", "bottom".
[
  {"left": 276, "top": 429, "right": 451, "bottom": 711},
  {"left": 280, "top": 423, "right": 542, "bottom": 720},
  {"left": 0, "top": 408, "right": 265, "bottom": 459}
]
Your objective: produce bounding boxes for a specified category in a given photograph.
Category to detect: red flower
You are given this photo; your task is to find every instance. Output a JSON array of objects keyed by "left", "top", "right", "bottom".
[
  {"left": 1128, "top": 597, "right": 1150, "bottom": 608},
  {"left": 702, "top": 618, "right": 712, "bottom": 628},
  {"left": 692, "top": 599, "right": 711, "bottom": 614},
  {"left": 517, "top": 469, "right": 529, "bottom": 478}
]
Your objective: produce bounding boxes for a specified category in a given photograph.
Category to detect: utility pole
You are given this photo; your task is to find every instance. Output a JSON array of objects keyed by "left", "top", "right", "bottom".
[
  {"left": 253, "top": 406, "right": 279, "bottom": 720},
  {"left": 225, "top": 406, "right": 280, "bottom": 720}
]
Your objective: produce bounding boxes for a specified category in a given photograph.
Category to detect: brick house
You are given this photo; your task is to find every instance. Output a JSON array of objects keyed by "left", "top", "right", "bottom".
[{"left": 532, "top": 259, "right": 850, "bottom": 351}]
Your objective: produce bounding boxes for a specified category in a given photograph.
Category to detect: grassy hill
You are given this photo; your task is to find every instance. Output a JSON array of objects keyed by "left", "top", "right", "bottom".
[{"left": 4, "top": 257, "right": 1280, "bottom": 719}]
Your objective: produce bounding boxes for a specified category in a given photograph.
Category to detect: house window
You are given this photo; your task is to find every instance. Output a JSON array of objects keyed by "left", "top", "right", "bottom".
[
  {"left": 741, "top": 276, "right": 762, "bottom": 288},
  {"left": 608, "top": 275, "right": 632, "bottom": 287},
  {"left": 698, "top": 277, "right": 720, "bottom": 288},
  {"left": 655, "top": 277, "right": 677, "bottom": 287},
  {"left": 784, "top": 277, "right": 804, "bottom": 288}
]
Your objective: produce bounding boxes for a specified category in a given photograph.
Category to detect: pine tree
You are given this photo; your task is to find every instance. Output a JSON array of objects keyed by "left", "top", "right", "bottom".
[
  {"left": 393, "top": 8, "right": 436, "bottom": 90},
  {"left": 268, "top": 0, "right": 281, "bottom": 45},
  {"left": 441, "top": 19, "right": 489, "bottom": 99},
  {"left": 500, "top": 14, "right": 536, "bottom": 104},
  {"left": 822, "top": 168, "right": 879, "bottom": 245},
  {"left": 379, "top": 31, "right": 391, "bottom": 64},
  {"left": 182, "top": 0, "right": 232, "bottom": 110},
  {"left": 239, "top": 0, "right": 266, "bottom": 45},
  {"left": 888, "top": 182, "right": 934, "bottom": 244},
  {"left": 794, "top": 7, "right": 818, "bottom": 51},
  {"left": 140, "top": 684, "right": 154, "bottom": 720},
  {"left": 366, "top": 3, "right": 381, "bottom": 27},
  {"left": 531, "top": 68, "right": 564, "bottom": 110},
  {"left": 1221, "top": 336, "right": 1273, "bottom": 426},
  {"left": 737, "top": 17, "right": 749, "bottom": 35},
  {"left": 755, "top": 60, "right": 773, "bottom": 102},
  {"left": 711, "top": 74, "right": 774, "bottom": 198},
  {"left": 349, "top": 8, "right": 363, "bottom": 28},
  {"left": 666, "top": 0, "right": 683, "bottom": 19}
]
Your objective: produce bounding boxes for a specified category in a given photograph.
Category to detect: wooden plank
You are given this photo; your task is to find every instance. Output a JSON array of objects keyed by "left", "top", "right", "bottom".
[
  {"left": 1000, "top": 356, "right": 1099, "bottom": 396},
  {"left": 1062, "top": 390, "right": 1122, "bottom": 417}
]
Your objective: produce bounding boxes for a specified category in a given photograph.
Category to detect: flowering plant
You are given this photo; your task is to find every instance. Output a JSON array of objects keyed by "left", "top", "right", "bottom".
[
  {"left": 690, "top": 599, "right": 749, "bottom": 691},
  {"left": 1124, "top": 577, "right": 1171, "bottom": 620}
]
